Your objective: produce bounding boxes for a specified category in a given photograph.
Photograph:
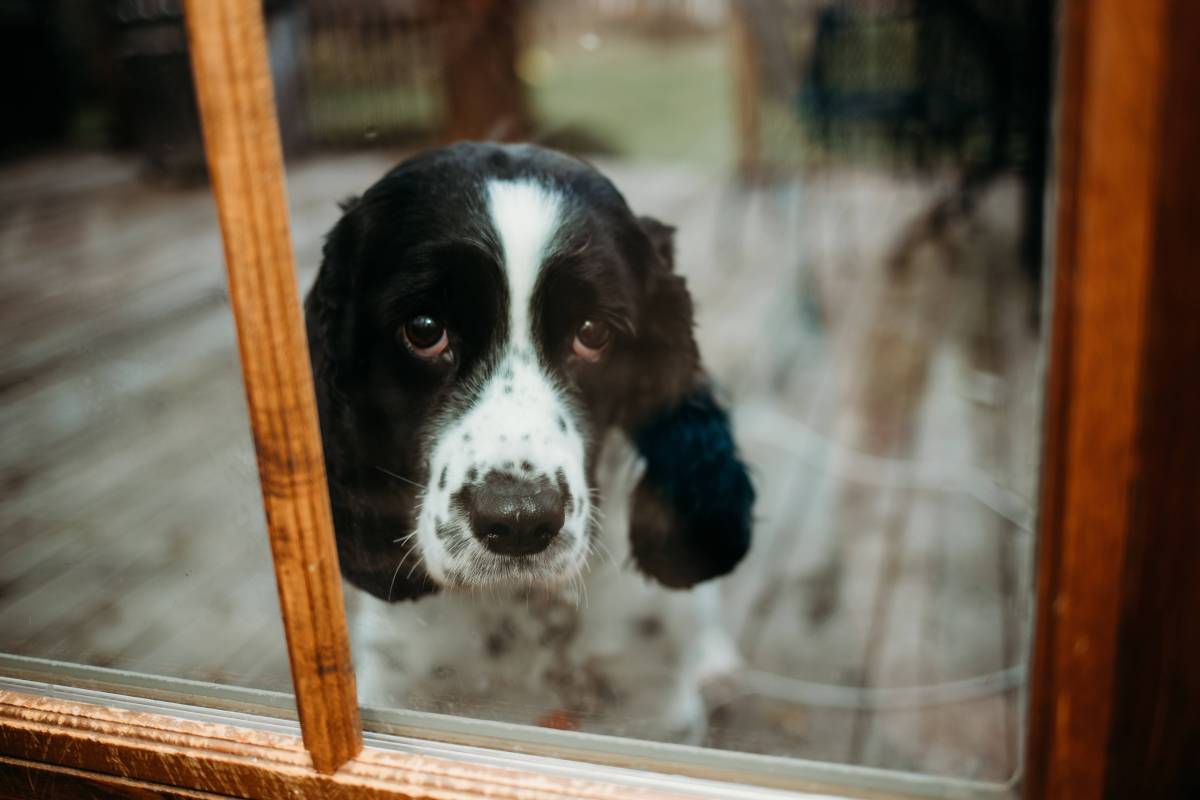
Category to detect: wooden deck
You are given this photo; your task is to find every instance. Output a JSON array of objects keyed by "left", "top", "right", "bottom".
[{"left": 0, "top": 150, "right": 1041, "bottom": 784}]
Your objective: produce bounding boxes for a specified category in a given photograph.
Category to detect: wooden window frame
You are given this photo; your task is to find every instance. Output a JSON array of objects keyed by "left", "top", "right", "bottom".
[{"left": 2, "top": 0, "right": 1197, "bottom": 797}]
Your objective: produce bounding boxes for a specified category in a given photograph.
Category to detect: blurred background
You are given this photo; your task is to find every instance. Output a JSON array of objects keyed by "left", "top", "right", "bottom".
[{"left": 0, "top": 0, "right": 1052, "bottom": 786}]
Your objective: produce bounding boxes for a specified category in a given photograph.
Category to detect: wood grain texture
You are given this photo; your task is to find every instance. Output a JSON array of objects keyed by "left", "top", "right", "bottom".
[
  {"left": 1024, "top": 0, "right": 1173, "bottom": 797},
  {"left": 181, "top": 0, "right": 361, "bottom": 773},
  {"left": 0, "top": 690, "right": 690, "bottom": 800},
  {"left": 0, "top": 755, "right": 226, "bottom": 800},
  {"left": 1104, "top": 0, "right": 1200, "bottom": 796}
]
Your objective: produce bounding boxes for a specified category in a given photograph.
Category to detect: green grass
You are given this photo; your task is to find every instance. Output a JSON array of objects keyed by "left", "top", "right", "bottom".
[
  {"left": 300, "top": 34, "right": 736, "bottom": 166},
  {"left": 526, "top": 36, "right": 735, "bottom": 168},
  {"left": 305, "top": 83, "right": 437, "bottom": 145}
]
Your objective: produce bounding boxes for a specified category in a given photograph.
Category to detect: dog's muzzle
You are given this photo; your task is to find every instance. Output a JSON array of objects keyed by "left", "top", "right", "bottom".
[{"left": 463, "top": 470, "right": 565, "bottom": 557}]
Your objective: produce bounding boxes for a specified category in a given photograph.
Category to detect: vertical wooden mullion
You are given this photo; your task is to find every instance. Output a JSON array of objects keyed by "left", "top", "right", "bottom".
[
  {"left": 1025, "top": 0, "right": 1175, "bottom": 797},
  {"left": 1102, "top": 0, "right": 1200, "bottom": 794},
  {"left": 182, "top": 0, "right": 361, "bottom": 774}
]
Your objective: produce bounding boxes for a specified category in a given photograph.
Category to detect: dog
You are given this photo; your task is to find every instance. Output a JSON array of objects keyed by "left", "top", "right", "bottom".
[{"left": 305, "top": 142, "right": 754, "bottom": 742}]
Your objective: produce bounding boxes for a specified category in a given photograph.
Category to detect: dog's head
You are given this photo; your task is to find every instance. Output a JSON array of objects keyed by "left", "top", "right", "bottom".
[{"left": 306, "top": 142, "right": 753, "bottom": 601}]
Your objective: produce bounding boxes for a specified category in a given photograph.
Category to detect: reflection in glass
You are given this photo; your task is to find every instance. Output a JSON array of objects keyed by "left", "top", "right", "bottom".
[
  {"left": 0, "top": 2, "right": 288, "bottom": 691},
  {"left": 0, "top": 0, "right": 1050, "bottom": 793},
  {"left": 287, "top": 0, "right": 1048, "bottom": 790}
]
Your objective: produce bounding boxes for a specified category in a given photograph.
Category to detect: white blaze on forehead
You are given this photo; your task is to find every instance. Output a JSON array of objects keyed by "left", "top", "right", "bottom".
[
  {"left": 411, "top": 178, "right": 588, "bottom": 589},
  {"left": 486, "top": 179, "right": 563, "bottom": 347}
]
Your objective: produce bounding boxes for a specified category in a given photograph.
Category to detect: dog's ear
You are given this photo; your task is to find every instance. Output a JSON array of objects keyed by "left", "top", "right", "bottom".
[
  {"left": 623, "top": 217, "right": 755, "bottom": 588},
  {"left": 617, "top": 217, "right": 700, "bottom": 422},
  {"left": 305, "top": 195, "right": 361, "bottom": 402},
  {"left": 305, "top": 197, "right": 438, "bottom": 602}
]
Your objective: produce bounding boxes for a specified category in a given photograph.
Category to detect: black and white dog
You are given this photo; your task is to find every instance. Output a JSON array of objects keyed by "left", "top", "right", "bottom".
[{"left": 306, "top": 142, "right": 754, "bottom": 740}]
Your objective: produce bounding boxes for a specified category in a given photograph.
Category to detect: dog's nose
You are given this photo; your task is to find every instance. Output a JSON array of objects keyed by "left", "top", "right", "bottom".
[{"left": 468, "top": 472, "right": 565, "bottom": 556}]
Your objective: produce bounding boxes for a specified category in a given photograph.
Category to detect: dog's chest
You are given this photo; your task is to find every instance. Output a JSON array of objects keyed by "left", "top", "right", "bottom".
[
  {"left": 350, "top": 564, "right": 704, "bottom": 734},
  {"left": 349, "top": 433, "right": 734, "bottom": 740}
]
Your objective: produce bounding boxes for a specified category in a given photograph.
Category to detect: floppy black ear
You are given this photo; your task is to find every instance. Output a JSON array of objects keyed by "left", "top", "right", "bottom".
[
  {"left": 305, "top": 197, "right": 437, "bottom": 602},
  {"left": 305, "top": 196, "right": 359, "bottom": 410},
  {"left": 624, "top": 217, "right": 755, "bottom": 588}
]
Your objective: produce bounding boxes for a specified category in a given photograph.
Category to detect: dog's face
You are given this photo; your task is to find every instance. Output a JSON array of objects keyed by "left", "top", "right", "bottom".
[{"left": 307, "top": 143, "right": 752, "bottom": 601}]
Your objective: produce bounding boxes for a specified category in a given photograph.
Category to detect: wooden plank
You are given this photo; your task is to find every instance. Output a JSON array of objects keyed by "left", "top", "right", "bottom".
[
  {"left": 716, "top": 479, "right": 901, "bottom": 765},
  {"left": 0, "top": 312, "right": 235, "bottom": 482},
  {"left": 0, "top": 415, "right": 269, "bottom": 662},
  {"left": 1102, "top": 0, "right": 1200, "bottom": 794},
  {"left": 0, "top": 131, "right": 1051, "bottom": 780},
  {"left": 717, "top": 440, "right": 815, "bottom": 638},
  {"left": 0, "top": 320, "right": 290, "bottom": 684},
  {"left": 858, "top": 492, "right": 1015, "bottom": 780},
  {"left": 797, "top": 194, "right": 949, "bottom": 770},
  {"left": 0, "top": 160, "right": 350, "bottom": 397},
  {"left": 0, "top": 154, "right": 391, "bottom": 688},
  {"left": 0, "top": 754, "right": 226, "bottom": 800},
  {"left": 1024, "top": 0, "right": 1171, "bottom": 796},
  {"left": 0, "top": 378, "right": 254, "bottom": 601},
  {"left": 851, "top": 492, "right": 935, "bottom": 777},
  {"left": 182, "top": 0, "right": 360, "bottom": 773},
  {"left": 855, "top": 178, "right": 1027, "bottom": 781},
  {"left": 701, "top": 166, "right": 997, "bottom": 771},
  {"left": 0, "top": 690, "right": 693, "bottom": 800}
]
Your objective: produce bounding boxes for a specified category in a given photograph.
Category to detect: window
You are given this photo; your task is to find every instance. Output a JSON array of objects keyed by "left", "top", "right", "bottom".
[{"left": 1, "top": 1, "right": 1197, "bottom": 798}]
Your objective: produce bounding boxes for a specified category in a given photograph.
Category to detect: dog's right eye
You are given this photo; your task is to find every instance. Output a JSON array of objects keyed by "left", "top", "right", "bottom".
[
  {"left": 402, "top": 315, "right": 449, "bottom": 359},
  {"left": 572, "top": 319, "right": 612, "bottom": 362}
]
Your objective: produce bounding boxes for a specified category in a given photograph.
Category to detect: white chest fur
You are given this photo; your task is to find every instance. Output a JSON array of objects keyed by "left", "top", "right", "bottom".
[{"left": 348, "top": 432, "right": 740, "bottom": 742}]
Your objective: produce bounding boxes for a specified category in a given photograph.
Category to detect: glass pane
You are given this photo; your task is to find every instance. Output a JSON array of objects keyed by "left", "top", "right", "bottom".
[
  {"left": 0, "top": 2, "right": 291, "bottom": 700},
  {"left": 288, "top": 0, "right": 1050, "bottom": 793}
]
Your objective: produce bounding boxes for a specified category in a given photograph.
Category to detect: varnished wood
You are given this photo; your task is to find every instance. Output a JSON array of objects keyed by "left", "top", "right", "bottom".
[
  {"left": 0, "top": 755, "right": 225, "bottom": 800},
  {"left": 181, "top": 0, "right": 361, "bottom": 773},
  {"left": 1025, "top": 0, "right": 1187, "bottom": 797},
  {"left": 1104, "top": 0, "right": 1200, "bottom": 796},
  {"left": 0, "top": 690, "right": 693, "bottom": 800}
]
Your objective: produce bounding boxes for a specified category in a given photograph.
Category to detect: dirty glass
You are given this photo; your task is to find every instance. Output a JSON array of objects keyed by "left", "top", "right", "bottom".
[
  {"left": 0, "top": 1, "right": 1054, "bottom": 797},
  {"left": 284, "top": 1, "right": 1052, "bottom": 795},
  {"left": 0, "top": 1, "right": 290, "bottom": 696}
]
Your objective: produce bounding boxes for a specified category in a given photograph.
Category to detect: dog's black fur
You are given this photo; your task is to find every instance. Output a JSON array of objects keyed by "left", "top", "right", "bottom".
[{"left": 305, "top": 142, "right": 753, "bottom": 600}]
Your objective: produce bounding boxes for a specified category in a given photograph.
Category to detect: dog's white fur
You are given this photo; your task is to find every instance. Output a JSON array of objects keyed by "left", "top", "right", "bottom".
[
  {"left": 353, "top": 432, "right": 739, "bottom": 741},
  {"left": 414, "top": 180, "right": 591, "bottom": 591},
  {"left": 351, "top": 175, "right": 740, "bottom": 741}
]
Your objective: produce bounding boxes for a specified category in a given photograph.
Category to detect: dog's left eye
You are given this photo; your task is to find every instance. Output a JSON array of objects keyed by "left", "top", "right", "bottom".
[
  {"left": 402, "top": 315, "right": 449, "bottom": 359},
  {"left": 572, "top": 319, "right": 611, "bottom": 362}
]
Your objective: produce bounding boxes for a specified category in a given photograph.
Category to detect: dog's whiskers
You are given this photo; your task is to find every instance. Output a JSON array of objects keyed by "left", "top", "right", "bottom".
[
  {"left": 375, "top": 465, "right": 424, "bottom": 490},
  {"left": 386, "top": 540, "right": 416, "bottom": 602},
  {"left": 405, "top": 553, "right": 424, "bottom": 582},
  {"left": 591, "top": 535, "right": 619, "bottom": 570},
  {"left": 573, "top": 570, "right": 589, "bottom": 611}
]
